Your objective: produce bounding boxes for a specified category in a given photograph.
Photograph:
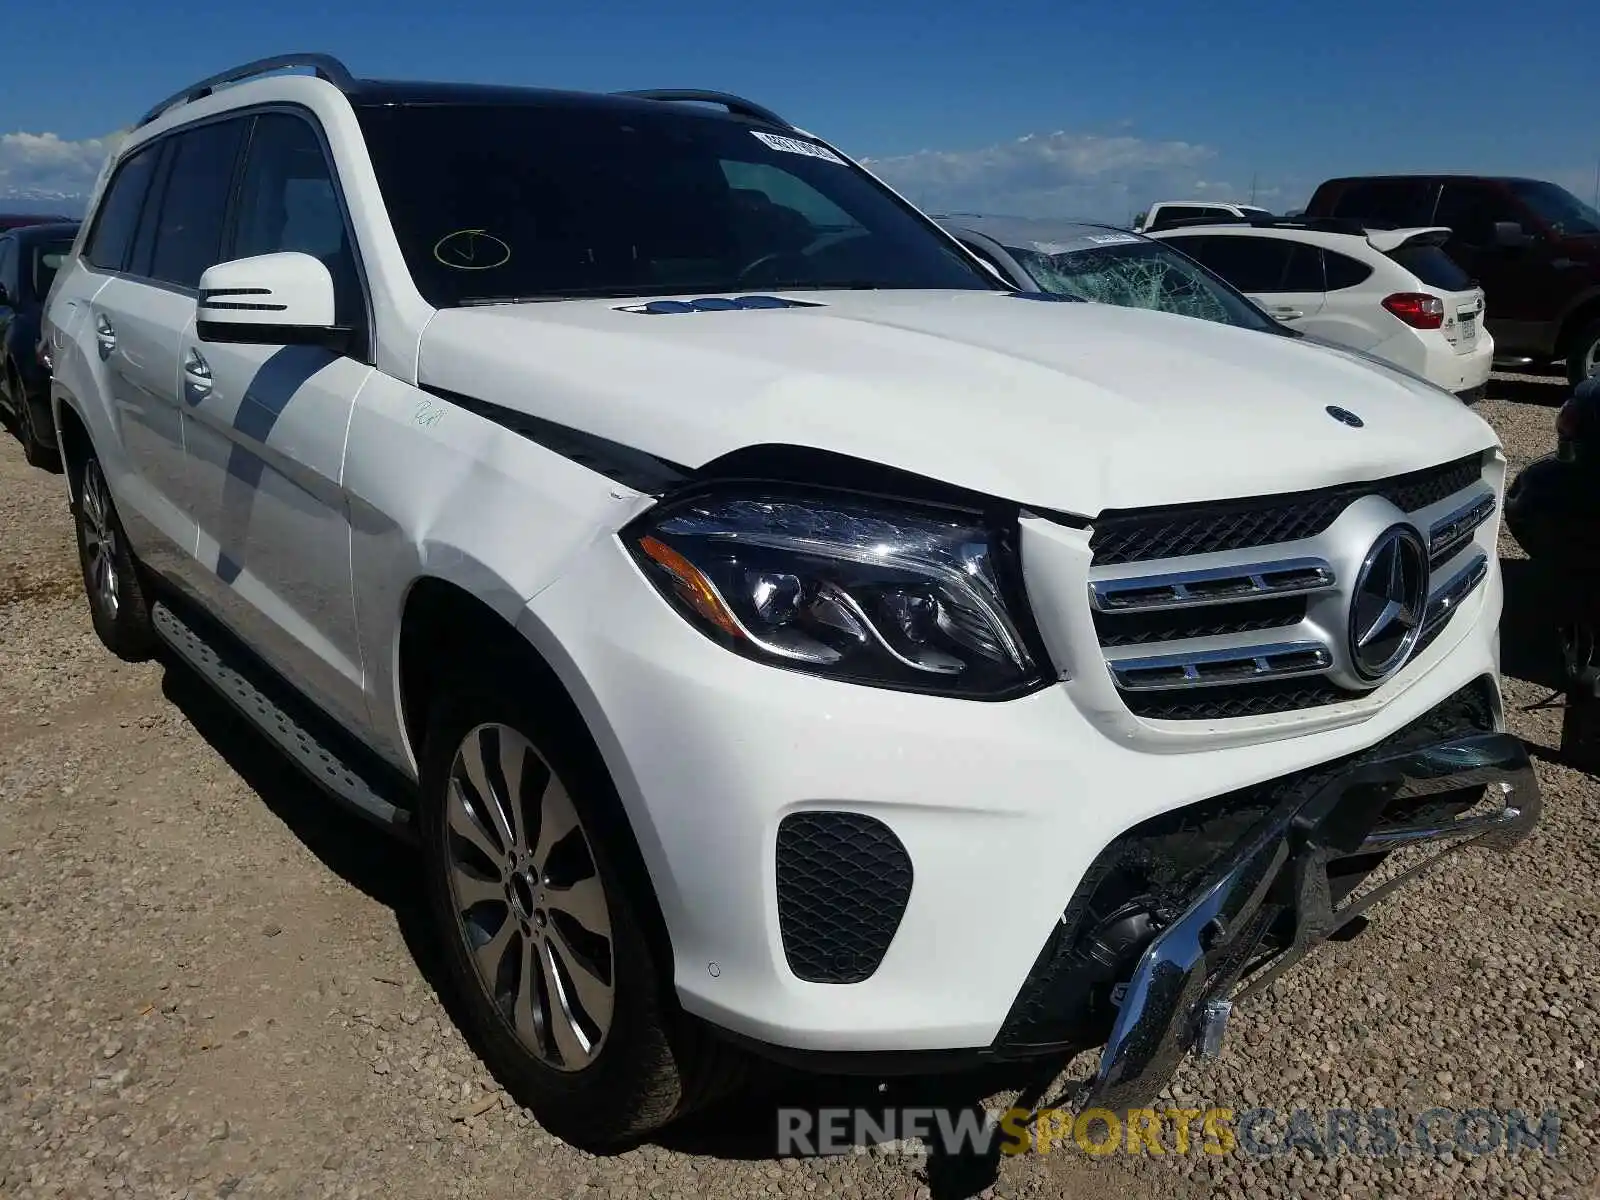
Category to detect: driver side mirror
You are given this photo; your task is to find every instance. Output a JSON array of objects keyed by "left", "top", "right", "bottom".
[
  {"left": 196, "top": 252, "right": 353, "bottom": 353},
  {"left": 1491, "top": 220, "right": 1535, "bottom": 249}
]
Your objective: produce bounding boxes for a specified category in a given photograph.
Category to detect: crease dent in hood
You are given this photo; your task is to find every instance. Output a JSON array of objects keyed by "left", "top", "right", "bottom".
[{"left": 417, "top": 289, "right": 1501, "bottom": 517}]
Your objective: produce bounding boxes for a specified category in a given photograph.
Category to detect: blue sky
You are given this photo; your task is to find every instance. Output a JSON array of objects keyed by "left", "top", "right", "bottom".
[{"left": 2, "top": 0, "right": 1595, "bottom": 221}]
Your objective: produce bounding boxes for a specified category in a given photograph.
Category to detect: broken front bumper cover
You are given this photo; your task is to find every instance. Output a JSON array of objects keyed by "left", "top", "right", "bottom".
[{"left": 1078, "top": 725, "right": 1539, "bottom": 1113}]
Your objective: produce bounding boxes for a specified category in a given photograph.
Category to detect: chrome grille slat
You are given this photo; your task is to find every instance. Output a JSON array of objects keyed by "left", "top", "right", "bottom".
[
  {"left": 1086, "top": 455, "right": 1495, "bottom": 722},
  {"left": 1110, "top": 641, "right": 1334, "bottom": 691},
  {"left": 1428, "top": 492, "right": 1496, "bottom": 564},
  {"left": 1089, "top": 557, "right": 1334, "bottom": 613}
]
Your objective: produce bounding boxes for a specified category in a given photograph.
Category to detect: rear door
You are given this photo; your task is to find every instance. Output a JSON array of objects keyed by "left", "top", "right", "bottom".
[
  {"left": 76, "top": 138, "right": 201, "bottom": 572},
  {"left": 1301, "top": 244, "right": 1387, "bottom": 352},
  {"left": 1157, "top": 232, "right": 1327, "bottom": 325}
]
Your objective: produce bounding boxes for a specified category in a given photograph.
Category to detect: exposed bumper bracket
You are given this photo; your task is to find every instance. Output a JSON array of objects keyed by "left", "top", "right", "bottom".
[{"left": 1078, "top": 730, "right": 1539, "bottom": 1113}]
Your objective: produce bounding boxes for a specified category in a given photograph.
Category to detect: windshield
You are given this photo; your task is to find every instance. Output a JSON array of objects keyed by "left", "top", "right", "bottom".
[
  {"left": 32, "top": 240, "right": 73, "bottom": 300},
  {"left": 353, "top": 102, "right": 998, "bottom": 306},
  {"left": 1507, "top": 180, "right": 1600, "bottom": 236},
  {"left": 1004, "top": 240, "right": 1284, "bottom": 334}
]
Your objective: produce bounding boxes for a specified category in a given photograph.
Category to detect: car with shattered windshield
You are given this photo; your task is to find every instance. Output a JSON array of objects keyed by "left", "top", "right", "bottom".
[{"left": 935, "top": 214, "right": 1288, "bottom": 333}]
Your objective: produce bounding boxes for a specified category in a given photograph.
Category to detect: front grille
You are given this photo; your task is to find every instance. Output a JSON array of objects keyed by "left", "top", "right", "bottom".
[
  {"left": 1089, "top": 454, "right": 1484, "bottom": 566},
  {"left": 1086, "top": 452, "right": 1494, "bottom": 721},
  {"left": 775, "top": 811, "right": 913, "bottom": 984}
]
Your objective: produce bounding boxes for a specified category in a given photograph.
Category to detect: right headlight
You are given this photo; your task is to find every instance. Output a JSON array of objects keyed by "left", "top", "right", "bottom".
[{"left": 623, "top": 490, "right": 1052, "bottom": 699}]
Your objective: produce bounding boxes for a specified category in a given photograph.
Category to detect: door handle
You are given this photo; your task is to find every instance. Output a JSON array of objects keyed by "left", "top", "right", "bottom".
[
  {"left": 1270, "top": 308, "right": 1304, "bottom": 320},
  {"left": 94, "top": 313, "right": 116, "bottom": 357},
  {"left": 182, "top": 347, "right": 213, "bottom": 400}
]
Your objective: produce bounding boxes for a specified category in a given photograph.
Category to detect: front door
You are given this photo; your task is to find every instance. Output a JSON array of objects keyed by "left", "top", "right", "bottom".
[{"left": 179, "top": 109, "right": 374, "bottom": 735}]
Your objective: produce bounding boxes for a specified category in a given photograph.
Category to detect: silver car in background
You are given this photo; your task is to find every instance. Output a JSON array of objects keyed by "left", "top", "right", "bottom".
[{"left": 934, "top": 214, "right": 1291, "bottom": 336}]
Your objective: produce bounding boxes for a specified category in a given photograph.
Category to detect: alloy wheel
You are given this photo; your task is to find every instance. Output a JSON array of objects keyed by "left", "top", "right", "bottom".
[
  {"left": 444, "top": 723, "right": 616, "bottom": 1072},
  {"left": 80, "top": 461, "right": 121, "bottom": 620}
]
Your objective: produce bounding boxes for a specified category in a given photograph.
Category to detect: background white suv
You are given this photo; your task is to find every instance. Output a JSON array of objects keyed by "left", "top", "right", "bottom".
[
  {"left": 43, "top": 54, "right": 1537, "bottom": 1150},
  {"left": 1150, "top": 217, "right": 1494, "bottom": 401},
  {"left": 1132, "top": 200, "right": 1275, "bottom": 232}
]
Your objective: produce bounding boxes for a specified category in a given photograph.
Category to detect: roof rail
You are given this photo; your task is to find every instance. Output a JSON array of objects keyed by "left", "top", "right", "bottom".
[
  {"left": 613, "top": 89, "right": 792, "bottom": 129},
  {"left": 1158, "top": 214, "right": 1384, "bottom": 236},
  {"left": 135, "top": 53, "right": 357, "bottom": 129}
]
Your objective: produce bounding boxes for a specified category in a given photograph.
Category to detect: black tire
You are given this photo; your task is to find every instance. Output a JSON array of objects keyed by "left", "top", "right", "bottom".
[
  {"left": 71, "top": 453, "right": 157, "bottom": 661},
  {"left": 417, "top": 682, "right": 741, "bottom": 1149},
  {"left": 1560, "top": 619, "right": 1600, "bottom": 703},
  {"left": 14, "top": 376, "right": 59, "bottom": 471},
  {"left": 1566, "top": 318, "right": 1600, "bottom": 389}
]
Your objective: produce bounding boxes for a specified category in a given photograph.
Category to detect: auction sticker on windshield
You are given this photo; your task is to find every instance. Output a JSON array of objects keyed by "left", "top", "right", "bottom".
[{"left": 751, "top": 130, "right": 847, "bottom": 164}]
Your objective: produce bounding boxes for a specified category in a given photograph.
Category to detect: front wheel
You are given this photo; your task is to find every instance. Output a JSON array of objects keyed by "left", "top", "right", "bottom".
[
  {"left": 418, "top": 687, "right": 737, "bottom": 1148},
  {"left": 72, "top": 454, "right": 156, "bottom": 660}
]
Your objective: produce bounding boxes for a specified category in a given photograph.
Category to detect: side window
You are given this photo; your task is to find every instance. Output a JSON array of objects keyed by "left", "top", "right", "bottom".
[
  {"left": 84, "top": 144, "right": 162, "bottom": 272},
  {"left": 147, "top": 118, "right": 248, "bottom": 287},
  {"left": 1329, "top": 180, "right": 1433, "bottom": 227},
  {"left": 1323, "top": 249, "right": 1374, "bottom": 290},
  {"left": 127, "top": 140, "right": 174, "bottom": 279},
  {"left": 231, "top": 113, "right": 361, "bottom": 324},
  {"left": 1164, "top": 235, "right": 1293, "bottom": 293},
  {"left": 1281, "top": 243, "right": 1325, "bottom": 292},
  {"left": 1149, "top": 206, "right": 1208, "bottom": 231},
  {"left": 1433, "top": 184, "right": 1518, "bottom": 247}
]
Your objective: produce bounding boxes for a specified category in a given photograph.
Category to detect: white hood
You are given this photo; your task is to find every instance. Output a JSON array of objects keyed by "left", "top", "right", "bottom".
[{"left": 417, "top": 290, "right": 1500, "bottom": 516}]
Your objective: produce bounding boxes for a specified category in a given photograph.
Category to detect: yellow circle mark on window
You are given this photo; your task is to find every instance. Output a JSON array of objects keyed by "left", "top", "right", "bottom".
[{"left": 432, "top": 229, "right": 512, "bottom": 271}]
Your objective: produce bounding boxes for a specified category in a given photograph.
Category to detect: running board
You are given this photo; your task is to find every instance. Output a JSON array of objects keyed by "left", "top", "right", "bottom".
[{"left": 151, "top": 602, "right": 417, "bottom": 842}]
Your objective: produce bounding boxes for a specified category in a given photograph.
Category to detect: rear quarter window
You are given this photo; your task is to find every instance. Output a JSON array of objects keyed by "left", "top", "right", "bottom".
[
  {"left": 1388, "top": 244, "right": 1471, "bottom": 291},
  {"left": 1323, "top": 249, "right": 1374, "bottom": 290}
]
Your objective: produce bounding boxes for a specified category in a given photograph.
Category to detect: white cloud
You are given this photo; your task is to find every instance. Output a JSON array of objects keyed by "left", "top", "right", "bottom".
[
  {"left": 0, "top": 131, "right": 123, "bottom": 210},
  {"left": 859, "top": 130, "right": 1217, "bottom": 223}
]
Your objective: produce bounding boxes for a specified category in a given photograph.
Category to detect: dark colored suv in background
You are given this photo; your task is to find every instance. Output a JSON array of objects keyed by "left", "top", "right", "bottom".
[
  {"left": 0, "top": 220, "right": 79, "bottom": 466},
  {"left": 1305, "top": 175, "right": 1600, "bottom": 385}
]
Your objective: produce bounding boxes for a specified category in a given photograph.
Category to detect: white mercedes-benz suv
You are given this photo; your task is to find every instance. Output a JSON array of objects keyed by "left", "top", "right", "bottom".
[{"left": 43, "top": 54, "right": 1538, "bottom": 1148}]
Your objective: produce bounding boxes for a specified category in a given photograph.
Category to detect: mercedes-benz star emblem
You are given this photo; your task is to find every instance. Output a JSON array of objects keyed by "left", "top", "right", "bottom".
[
  {"left": 1326, "top": 405, "right": 1364, "bottom": 428},
  {"left": 1348, "top": 526, "right": 1429, "bottom": 681}
]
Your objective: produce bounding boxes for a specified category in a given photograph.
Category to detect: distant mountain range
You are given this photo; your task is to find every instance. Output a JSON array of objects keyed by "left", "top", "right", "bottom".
[{"left": 0, "top": 188, "right": 88, "bottom": 216}]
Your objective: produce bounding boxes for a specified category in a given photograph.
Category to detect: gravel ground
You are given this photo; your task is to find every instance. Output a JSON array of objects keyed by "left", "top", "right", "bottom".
[{"left": 1, "top": 373, "right": 1596, "bottom": 1200}]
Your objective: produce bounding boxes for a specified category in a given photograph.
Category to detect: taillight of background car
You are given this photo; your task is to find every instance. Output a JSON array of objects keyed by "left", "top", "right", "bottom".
[{"left": 1381, "top": 292, "right": 1445, "bottom": 330}]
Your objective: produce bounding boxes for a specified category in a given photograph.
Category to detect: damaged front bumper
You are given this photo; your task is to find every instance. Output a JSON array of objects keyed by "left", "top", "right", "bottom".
[{"left": 986, "top": 678, "right": 1540, "bottom": 1110}]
